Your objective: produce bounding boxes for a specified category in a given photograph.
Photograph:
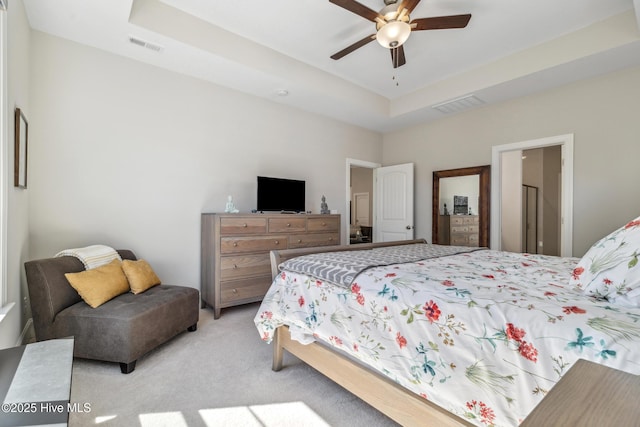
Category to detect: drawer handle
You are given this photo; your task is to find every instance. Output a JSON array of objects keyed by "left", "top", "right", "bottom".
[
  {"left": 233, "top": 264, "right": 238, "bottom": 269},
  {"left": 287, "top": 223, "right": 291, "bottom": 227},
  {"left": 242, "top": 223, "right": 248, "bottom": 228},
  {"left": 297, "top": 239, "right": 302, "bottom": 243},
  {"left": 275, "top": 240, "right": 279, "bottom": 245},
  {"left": 232, "top": 288, "right": 238, "bottom": 294},
  {"left": 329, "top": 237, "right": 333, "bottom": 241},
  {"left": 233, "top": 242, "right": 238, "bottom": 247},
  {"left": 322, "top": 222, "right": 326, "bottom": 226}
]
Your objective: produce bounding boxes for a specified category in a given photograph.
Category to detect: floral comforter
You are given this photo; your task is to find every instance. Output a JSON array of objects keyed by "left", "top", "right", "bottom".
[{"left": 254, "top": 247, "right": 640, "bottom": 426}]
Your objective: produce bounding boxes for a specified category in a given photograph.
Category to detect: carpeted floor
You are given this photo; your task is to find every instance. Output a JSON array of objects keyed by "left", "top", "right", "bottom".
[{"left": 69, "top": 303, "right": 399, "bottom": 427}]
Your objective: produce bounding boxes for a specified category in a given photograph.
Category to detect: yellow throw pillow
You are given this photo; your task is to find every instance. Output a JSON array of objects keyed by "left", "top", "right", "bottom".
[
  {"left": 65, "top": 259, "right": 130, "bottom": 308},
  {"left": 122, "top": 259, "right": 161, "bottom": 294}
]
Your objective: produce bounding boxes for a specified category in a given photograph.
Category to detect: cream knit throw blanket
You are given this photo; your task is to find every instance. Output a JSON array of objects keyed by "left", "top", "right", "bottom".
[{"left": 55, "top": 244, "right": 122, "bottom": 270}]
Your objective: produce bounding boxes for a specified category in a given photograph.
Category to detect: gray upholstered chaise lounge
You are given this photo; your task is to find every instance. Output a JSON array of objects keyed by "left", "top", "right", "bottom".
[{"left": 25, "top": 250, "right": 199, "bottom": 373}]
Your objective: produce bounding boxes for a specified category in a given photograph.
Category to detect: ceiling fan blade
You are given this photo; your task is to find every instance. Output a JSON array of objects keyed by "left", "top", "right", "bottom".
[
  {"left": 390, "top": 45, "right": 406, "bottom": 68},
  {"left": 329, "top": 0, "right": 382, "bottom": 22},
  {"left": 397, "top": 0, "right": 421, "bottom": 14},
  {"left": 331, "top": 34, "right": 376, "bottom": 60},
  {"left": 411, "top": 14, "right": 472, "bottom": 31}
]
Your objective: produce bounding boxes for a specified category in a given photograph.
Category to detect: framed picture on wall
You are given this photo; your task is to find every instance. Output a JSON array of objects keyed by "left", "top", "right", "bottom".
[
  {"left": 453, "top": 195, "right": 468, "bottom": 215},
  {"left": 14, "top": 107, "right": 28, "bottom": 189}
]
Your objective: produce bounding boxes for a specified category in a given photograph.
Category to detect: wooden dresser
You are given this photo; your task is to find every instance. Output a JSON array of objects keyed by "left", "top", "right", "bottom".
[
  {"left": 438, "top": 215, "right": 479, "bottom": 246},
  {"left": 201, "top": 213, "right": 341, "bottom": 318}
]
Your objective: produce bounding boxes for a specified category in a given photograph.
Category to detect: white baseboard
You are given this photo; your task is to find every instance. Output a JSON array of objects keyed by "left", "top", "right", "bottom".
[{"left": 17, "top": 317, "right": 34, "bottom": 346}]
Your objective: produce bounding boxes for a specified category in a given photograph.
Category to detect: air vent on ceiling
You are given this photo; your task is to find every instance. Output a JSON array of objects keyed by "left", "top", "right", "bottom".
[
  {"left": 432, "top": 94, "right": 485, "bottom": 114},
  {"left": 128, "top": 36, "right": 164, "bottom": 53}
]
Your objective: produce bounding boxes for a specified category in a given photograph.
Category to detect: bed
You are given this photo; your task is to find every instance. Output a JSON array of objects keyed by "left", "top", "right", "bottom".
[{"left": 254, "top": 217, "right": 640, "bottom": 426}]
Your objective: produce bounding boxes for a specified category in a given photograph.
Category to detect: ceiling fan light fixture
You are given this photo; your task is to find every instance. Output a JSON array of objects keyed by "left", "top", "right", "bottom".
[
  {"left": 381, "top": 3, "right": 400, "bottom": 21},
  {"left": 376, "top": 20, "right": 411, "bottom": 49}
]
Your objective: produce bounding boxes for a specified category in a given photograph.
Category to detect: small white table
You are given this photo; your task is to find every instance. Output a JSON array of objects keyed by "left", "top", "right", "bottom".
[{"left": 0, "top": 337, "right": 74, "bottom": 427}]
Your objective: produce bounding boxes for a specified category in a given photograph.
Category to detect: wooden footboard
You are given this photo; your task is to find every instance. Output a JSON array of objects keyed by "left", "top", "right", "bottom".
[
  {"left": 269, "top": 239, "right": 473, "bottom": 426},
  {"left": 272, "top": 325, "right": 472, "bottom": 426}
]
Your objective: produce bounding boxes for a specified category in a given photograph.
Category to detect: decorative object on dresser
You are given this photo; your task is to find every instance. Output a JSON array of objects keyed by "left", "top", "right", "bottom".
[
  {"left": 201, "top": 213, "right": 341, "bottom": 318},
  {"left": 438, "top": 215, "right": 480, "bottom": 246},
  {"left": 320, "top": 195, "right": 330, "bottom": 214},
  {"left": 224, "top": 195, "right": 239, "bottom": 213}
]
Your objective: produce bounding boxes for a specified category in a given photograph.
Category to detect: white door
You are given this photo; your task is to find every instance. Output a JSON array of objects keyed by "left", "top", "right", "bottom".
[
  {"left": 374, "top": 163, "right": 414, "bottom": 242},
  {"left": 353, "top": 192, "right": 370, "bottom": 226}
]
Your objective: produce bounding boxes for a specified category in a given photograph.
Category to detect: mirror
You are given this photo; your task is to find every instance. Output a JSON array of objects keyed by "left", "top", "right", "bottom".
[{"left": 432, "top": 165, "right": 490, "bottom": 247}]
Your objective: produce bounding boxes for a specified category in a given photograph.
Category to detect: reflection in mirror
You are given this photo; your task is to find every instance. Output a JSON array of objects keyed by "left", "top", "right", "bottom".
[
  {"left": 432, "top": 165, "right": 490, "bottom": 247},
  {"left": 439, "top": 175, "right": 480, "bottom": 216}
]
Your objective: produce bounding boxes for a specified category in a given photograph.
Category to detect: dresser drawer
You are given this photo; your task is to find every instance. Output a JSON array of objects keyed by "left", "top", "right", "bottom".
[
  {"left": 268, "top": 217, "right": 307, "bottom": 233},
  {"left": 220, "top": 217, "right": 267, "bottom": 235},
  {"left": 450, "top": 235, "right": 470, "bottom": 245},
  {"left": 449, "top": 215, "right": 464, "bottom": 227},
  {"left": 307, "top": 217, "right": 340, "bottom": 232},
  {"left": 220, "top": 236, "right": 287, "bottom": 254},
  {"left": 463, "top": 217, "right": 477, "bottom": 225},
  {"left": 450, "top": 216, "right": 478, "bottom": 226},
  {"left": 220, "top": 276, "right": 273, "bottom": 305},
  {"left": 450, "top": 216, "right": 466, "bottom": 226},
  {"left": 220, "top": 254, "right": 271, "bottom": 280},
  {"left": 289, "top": 233, "right": 340, "bottom": 248}
]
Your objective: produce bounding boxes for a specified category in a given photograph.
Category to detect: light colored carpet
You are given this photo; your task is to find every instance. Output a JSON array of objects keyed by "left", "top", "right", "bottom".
[{"left": 69, "top": 303, "right": 399, "bottom": 427}]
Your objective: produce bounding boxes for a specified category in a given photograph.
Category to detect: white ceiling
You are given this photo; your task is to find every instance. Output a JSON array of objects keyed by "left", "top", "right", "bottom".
[{"left": 22, "top": 0, "right": 640, "bottom": 132}]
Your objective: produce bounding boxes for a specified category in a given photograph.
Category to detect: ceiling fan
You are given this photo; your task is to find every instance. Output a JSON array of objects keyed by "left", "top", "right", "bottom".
[{"left": 329, "top": 0, "right": 471, "bottom": 68}]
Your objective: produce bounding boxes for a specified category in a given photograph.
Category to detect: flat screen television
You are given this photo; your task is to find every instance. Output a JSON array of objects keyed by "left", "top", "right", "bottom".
[{"left": 257, "top": 176, "right": 305, "bottom": 213}]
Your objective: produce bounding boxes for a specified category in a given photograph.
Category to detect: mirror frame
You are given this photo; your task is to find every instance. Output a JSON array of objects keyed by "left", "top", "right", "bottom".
[{"left": 432, "top": 165, "right": 491, "bottom": 247}]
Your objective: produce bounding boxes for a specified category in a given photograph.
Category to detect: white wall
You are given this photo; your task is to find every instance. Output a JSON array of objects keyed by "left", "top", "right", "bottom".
[
  {"left": 0, "top": 0, "right": 30, "bottom": 349},
  {"left": 27, "top": 32, "right": 382, "bottom": 290},
  {"left": 383, "top": 65, "right": 640, "bottom": 256}
]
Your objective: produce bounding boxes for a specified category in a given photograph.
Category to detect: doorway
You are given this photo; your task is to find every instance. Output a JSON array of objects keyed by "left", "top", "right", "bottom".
[
  {"left": 346, "top": 159, "right": 379, "bottom": 245},
  {"left": 491, "top": 134, "right": 574, "bottom": 257},
  {"left": 345, "top": 159, "right": 415, "bottom": 244}
]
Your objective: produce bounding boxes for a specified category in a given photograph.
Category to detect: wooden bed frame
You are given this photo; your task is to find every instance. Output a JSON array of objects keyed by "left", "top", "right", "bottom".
[{"left": 269, "top": 239, "right": 474, "bottom": 426}]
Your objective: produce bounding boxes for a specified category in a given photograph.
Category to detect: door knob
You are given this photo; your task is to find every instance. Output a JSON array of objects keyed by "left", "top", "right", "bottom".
[{"left": 406, "top": 225, "right": 413, "bottom": 230}]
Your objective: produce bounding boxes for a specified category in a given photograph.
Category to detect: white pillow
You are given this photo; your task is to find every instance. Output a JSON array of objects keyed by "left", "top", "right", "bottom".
[
  {"left": 570, "top": 215, "right": 640, "bottom": 299},
  {"left": 608, "top": 287, "right": 640, "bottom": 307}
]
